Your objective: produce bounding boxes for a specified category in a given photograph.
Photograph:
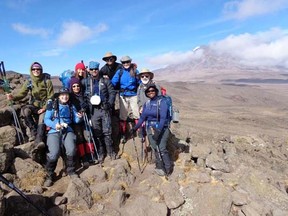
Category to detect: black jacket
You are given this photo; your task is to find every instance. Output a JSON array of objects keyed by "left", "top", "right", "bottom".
[{"left": 100, "top": 62, "right": 122, "bottom": 80}]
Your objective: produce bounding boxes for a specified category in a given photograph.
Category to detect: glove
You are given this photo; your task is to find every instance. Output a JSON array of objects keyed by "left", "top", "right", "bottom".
[
  {"left": 103, "top": 103, "right": 111, "bottom": 110},
  {"left": 152, "top": 129, "right": 161, "bottom": 141}
]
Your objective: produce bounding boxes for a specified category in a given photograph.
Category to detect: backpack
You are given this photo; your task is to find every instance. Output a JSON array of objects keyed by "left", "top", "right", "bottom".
[
  {"left": 59, "top": 70, "right": 74, "bottom": 89},
  {"left": 157, "top": 95, "right": 173, "bottom": 127}
]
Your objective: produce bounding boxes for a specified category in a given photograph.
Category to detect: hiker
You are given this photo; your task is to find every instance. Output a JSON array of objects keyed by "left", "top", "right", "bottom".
[
  {"left": 136, "top": 68, "right": 161, "bottom": 160},
  {"left": 100, "top": 52, "right": 123, "bottom": 152},
  {"left": 69, "top": 77, "right": 91, "bottom": 167},
  {"left": 131, "top": 84, "right": 173, "bottom": 176},
  {"left": 6, "top": 62, "right": 54, "bottom": 150},
  {"left": 43, "top": 87, "right": 82, "bottom": 187},
  {"left": 111, "top": 56, "right": 140, "bottom": 144},
  {"left": 74, "top": 61, "right": 87, "bottom": 89},
  {"left": 100, "top": 52, "right": 123, "bottom": 80},
  {"left": 137, "top": 68, "right": 161, "bottom": 114},
  {"left": 86, "top": 61, "right": 117, "bottom": 162}
]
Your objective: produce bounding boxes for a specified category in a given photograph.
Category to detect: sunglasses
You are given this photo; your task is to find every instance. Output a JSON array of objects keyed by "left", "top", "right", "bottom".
[
  {"left": 90, "top": 68, "right": 98, "bottom": 71},
  {"left": 141, "top": 75, "right": 150, "bottom": 78},
  {"left": 105, "top": 57, "right": 114, "bottom": 62},
  {"left": 32, "top": 68, "right": 41, "bottom": 71},
  {"left": 72, "top": 85, "right": 80, "bottom": 88},
  {"left": 147, "top": 90, "right": 156, "bottom": 93},
  {"left": 122, "top": 61, "right": 131, "bottom": 65}
]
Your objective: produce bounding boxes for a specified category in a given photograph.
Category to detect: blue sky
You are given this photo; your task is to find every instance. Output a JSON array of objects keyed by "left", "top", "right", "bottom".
[{"left": 1, "top": 0, "right": 288, "bottom": 75}]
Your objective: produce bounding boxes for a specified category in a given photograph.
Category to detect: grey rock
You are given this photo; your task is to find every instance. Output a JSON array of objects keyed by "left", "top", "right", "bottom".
[
  {"left": 161, "top": 181, "right": 185, "bottom": 209},
  {"left": 205, "top": 153, "right": 230, "bottom": 173}
]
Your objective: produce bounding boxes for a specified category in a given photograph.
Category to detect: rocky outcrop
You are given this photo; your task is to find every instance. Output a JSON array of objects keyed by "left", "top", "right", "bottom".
[{"left": 0, "top": 73, "right": 287, "bottom": 215}]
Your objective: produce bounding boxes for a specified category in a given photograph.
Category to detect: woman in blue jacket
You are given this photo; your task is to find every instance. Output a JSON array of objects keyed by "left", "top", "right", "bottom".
[
  {"left": 131, "top": 84, "right": 172, "bottom": 176},
  {"left": 43, "top": 87, "right": 83, "bottom": 187}
]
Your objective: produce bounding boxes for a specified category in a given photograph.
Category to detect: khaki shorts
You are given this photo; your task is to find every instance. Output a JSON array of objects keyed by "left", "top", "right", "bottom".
[{"left": 119, "top": 95, "right": 140, "bottom": 121}]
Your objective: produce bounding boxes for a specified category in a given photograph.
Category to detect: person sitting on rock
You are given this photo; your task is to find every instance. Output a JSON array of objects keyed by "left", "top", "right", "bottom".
[
  {"left": 6, "top": 62, "right": 54, "bottom": 151},
  {"left": 43, "top": 87, "right": 83, "bottom": 187},
  {"left": 131, "top": 84, "right": 173, "bottom": 176}
]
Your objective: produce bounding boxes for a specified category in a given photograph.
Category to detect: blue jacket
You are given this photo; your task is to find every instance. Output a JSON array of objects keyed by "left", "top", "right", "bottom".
[
  {"left": 111, "top": 68, "right": 139, "bottom": 96},
  {"left": 134, "top": 96, "right": 168, "bottom": 132},
  {"left": 44, "top": 102, "right": 81, "bottom": 134}
]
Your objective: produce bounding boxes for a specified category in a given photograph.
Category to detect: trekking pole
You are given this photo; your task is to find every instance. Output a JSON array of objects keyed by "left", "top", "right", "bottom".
[
  {"left": 11, "top": 107, "right": 25, "bottom": 144},
  {"left": 83, "top": 113, "right": 99, "bottom": 159},
  {"left": 0, "top": 61, "right": 24, "bottom": 144},
  {"left": 82, "top": 113, "right": 97, "bottom": 162},
  {"left": 132, "top": 136, "right": 142, "bottom": 172},
  {"left": 0, "top": 173, "right": 49, "bottom": 216}
]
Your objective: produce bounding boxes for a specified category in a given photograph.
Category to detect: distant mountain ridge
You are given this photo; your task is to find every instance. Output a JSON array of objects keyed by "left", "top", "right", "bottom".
[{"left": 154, "top": 46, "right": 288, "bottom": 84}]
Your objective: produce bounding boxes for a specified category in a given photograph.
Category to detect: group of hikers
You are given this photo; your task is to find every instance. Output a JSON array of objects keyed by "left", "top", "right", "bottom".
[{"left": 6, "top": 52, "right": 173, "bottom": 187}]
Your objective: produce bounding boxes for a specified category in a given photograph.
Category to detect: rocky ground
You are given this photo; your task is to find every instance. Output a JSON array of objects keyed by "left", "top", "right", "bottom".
[{"left": 0, "top": 73, "right": 288, "bottom": 216}]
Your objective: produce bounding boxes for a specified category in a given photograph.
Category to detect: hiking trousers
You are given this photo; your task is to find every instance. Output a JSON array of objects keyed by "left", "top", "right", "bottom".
[
  {"left": 46, "top": 131, "right": 76, "bottom": 161},
  {"left": 147, "top": 127, "right": 172, "bottom": 173},
  {"left": 21, "top": 104, "right": 45, "bottom": 136},
  {"left": 91, "top": 108, "right": 115, "bottom": 156}
]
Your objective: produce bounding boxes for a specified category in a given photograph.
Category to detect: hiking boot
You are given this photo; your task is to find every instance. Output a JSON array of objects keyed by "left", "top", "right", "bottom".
[
  {"left": 154, "top": 168, "right": 166, "bottom": 176},
  {"left": 37, "top": 141, "right": 46, "bottom": 149},
  {"left": 109, "top": 153, "right": 117, "bottom": 161},
  {"left": 82, "top": 161, "right": 89, "bottom": 169},
  {"left": 43, "top": 177, "right": 53, "bottom": 187},
  {"left": 120, "top": 135, "right": 127, "bottom": 144},
  {"left": 32, "top": 141, "right": 45, "bottom": 154},
  {"left": 29, "top": 135, "right": 36, "bottom": 142},
  {"left": 98, "top": 155, "right": 104, "bottom": 163}
]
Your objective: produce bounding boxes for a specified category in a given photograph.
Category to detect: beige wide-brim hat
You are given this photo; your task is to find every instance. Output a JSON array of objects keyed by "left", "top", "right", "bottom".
[
  {"left": 138, "top": 68, "right": 154, "bottom": 79},
  {"left": 102, "top": 52, "right": 117, "bottom": 61}
]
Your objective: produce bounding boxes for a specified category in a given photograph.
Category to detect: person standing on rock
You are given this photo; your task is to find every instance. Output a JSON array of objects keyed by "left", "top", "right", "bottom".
[
  {"left": 6, "top": 62, "right": 54, "bottom": 151},
  {"left": 43, "top": 87, "right": 83, "bottom": 187},
  {"left": 136, "top": 68, "right": 161, "bottom": 161},
  {"left": 100, "top": 52, "right": 123, "bottom": 80},
  {"left": 111, "top": 56, "right": 140, "bottom": 144},
  {"left": 69, "top": 77, "right": 92, "bottom": 167},
  {"left": 100, "top": 52, "right": 123, "bottom": 153},
  {"left": 85, "top": 61, "right": 117, "bottom": 163},
  {"left": 131, "top": 84, "right": 173, "bottom": 176}
]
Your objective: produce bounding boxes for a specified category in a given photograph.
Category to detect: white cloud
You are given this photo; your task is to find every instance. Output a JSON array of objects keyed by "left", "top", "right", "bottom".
[
  {"left": 12, "top": 23, "right": 50, "bottom": 38},
  {"left": 223, "top": 0, "right": 288, "bottom": 20},
  {"left": 209, "top": 28, "right": 288, "bottom": 67},
  {"left": 147, "top": 48, "right": 203, "bottom": 69},
  {"left": 147, "top": 28, "right": 288, "bottom": 68},
  {"left": 56, "top": 21, "right": 108, "bottom": 47}
]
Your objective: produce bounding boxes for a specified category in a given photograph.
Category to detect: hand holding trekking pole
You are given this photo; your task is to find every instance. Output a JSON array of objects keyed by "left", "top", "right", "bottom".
[{"left": 152, "top": 128, "right": 161, "bottom": 142}]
